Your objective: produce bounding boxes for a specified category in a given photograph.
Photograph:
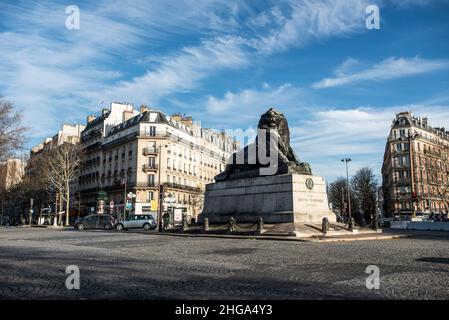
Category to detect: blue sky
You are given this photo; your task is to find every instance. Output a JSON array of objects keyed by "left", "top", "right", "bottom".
[{"left": 1, "top": 0, "right": 449, "bottom": 181}]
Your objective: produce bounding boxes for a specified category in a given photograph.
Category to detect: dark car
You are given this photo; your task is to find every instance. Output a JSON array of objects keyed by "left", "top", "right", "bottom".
[
  {"left": 115, "top": 214, "right": 157, "bottom": 231},
  {"left": 74, "top": 214, "right": 116, "bottom": 231}
]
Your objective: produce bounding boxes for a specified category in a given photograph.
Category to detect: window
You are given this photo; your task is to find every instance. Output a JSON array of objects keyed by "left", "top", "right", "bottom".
[
  {"left": 146, "top": 126, "right": 156, "bottom": 136},
  {"left": 148, "top": 175, "right": 155, "bottom": 186}
]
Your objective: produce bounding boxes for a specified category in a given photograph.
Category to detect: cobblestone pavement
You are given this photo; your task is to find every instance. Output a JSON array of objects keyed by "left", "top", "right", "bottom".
[{"left": 0, "top": 227, "right": 448, "bottom": 300}]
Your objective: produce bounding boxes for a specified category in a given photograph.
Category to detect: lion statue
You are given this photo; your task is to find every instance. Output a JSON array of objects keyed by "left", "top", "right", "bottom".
[{"left": 215, "top": 108, "right": 312, "bottom": 181}]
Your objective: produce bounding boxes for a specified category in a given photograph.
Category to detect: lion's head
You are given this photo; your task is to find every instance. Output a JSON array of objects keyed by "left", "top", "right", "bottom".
[{"left": 257, "top": 108, "right": 291, "bottom": 152}]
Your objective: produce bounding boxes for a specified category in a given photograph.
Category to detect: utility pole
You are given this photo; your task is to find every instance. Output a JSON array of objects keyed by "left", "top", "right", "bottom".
[
  {"left": 78, "top": 190, "right": 81, "bottom": 220},
  {"left": 123, "top": 174, "right": 127, "bottom": 220},
  {"left": 341, "top": 158, "right": 352, "bottom": 225},
  {"left": 29, "top": 198, "right": 34, "bottom": 225}
]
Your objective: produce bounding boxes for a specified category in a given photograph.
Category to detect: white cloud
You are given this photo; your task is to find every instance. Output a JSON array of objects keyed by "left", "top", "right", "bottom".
[
  {"left": 101, "top": 36, "right": 250, "bottom": 104},
  {"left": 100, "top": 0, "right": 371, "bottom": 104},
  {"left": 248, "top": 0, "right": 369, "bottom": 55},
  {"left": 313, "top": 56, "right": 449, "bottom": 89},
  {"left": 199, "top": 83, "right": 313, "bottom": 128}
]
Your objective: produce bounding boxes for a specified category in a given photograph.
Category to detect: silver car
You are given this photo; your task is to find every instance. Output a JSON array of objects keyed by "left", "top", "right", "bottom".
[{"left": 115, "top": 214, "right": 157, "bottom": 231}]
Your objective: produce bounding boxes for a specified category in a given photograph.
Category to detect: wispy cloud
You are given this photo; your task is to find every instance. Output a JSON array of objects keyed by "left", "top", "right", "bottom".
[
  {"left": 248, "top": 0, "right": 368, "bottom": 55},
  {"left": 204, "top": 83, "right": 309, "bottom": 118},
  {"left": 313, "top": 56, "right": 449, "bottom": 89}
]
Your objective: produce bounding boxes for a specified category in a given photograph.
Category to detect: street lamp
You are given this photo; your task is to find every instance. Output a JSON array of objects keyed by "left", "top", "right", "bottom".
[{"left": 341, "top": 158, "right": 352, "bottom": 227}]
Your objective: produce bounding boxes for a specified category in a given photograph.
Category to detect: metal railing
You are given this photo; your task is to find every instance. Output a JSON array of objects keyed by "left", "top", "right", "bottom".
[
  {"left": 142, "top": 164, "right": 158, "bottom": 171},
  {"left": 143, "top": 147, "right": 158, "bottom": 155}
]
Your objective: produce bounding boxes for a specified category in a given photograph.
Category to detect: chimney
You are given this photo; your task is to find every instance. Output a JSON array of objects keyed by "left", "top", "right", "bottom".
[
  {"left": 87, "top": 115, "right": 96, "bottom": 123},
  {"left": 140, "top": 105, "right": 150, "bottom": 113},
  {"left": 123, "top": 110, "right": 134, "bottom": 122},
  {"left": 171, "top": 113, "right": 182, "bottom": 122},
  {"left": 181, "top": 116, "right": 193, "bottom": 127}
]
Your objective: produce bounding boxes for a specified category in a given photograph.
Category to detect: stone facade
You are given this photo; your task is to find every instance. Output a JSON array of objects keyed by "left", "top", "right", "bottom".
[
  {"left": 382, "top": 111, "right": 449, "bottom": 216},
  {"left": 0, "top": 158, "right": 25, "bottom": 191},
  {"left": 78, "top": 103, "right": 238, "bottom": 220},
  {"left": 200, "top": 174, "right": 335, "bottom": 224}
]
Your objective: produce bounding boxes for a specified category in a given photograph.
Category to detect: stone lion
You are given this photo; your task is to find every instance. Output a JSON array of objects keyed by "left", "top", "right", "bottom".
[{"left": 215, "top": 108, "right": 312, "bottom": 181}]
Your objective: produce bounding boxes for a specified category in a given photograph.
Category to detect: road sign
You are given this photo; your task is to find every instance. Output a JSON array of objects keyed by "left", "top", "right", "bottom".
[
  {"left": 97, "top": 190, "right": 108, "bottom": 201},
  {"left": 164, "top": 193, "right": 176, "bottom": 203}
]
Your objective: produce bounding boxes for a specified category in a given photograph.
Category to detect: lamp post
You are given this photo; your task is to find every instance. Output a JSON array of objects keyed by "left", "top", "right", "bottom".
[
  {"left": 123, "top": 173, "right": 127, "bottom": 220},
  {"left": 341, "top": 158, "right": 352, "bottom": 225}
]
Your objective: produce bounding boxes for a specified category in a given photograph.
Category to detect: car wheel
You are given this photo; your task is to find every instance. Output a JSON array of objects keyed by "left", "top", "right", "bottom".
[
  {"left": 116, "top": 223, "right": 124, "bottom": 231},
  {"left": 104, "top": 223, "right": 112, "bottom": 230},
  {"left": 143, "top": 223, "right": 151, "bottom": 231},
  {"left": 77, "top": 223, "right": 85, "bottom": 231}
]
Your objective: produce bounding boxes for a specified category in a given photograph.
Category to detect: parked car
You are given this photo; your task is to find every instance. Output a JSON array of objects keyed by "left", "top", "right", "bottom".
[
  {"left": 115, "top": 214, "right": 156, "bottom": 231},
  {"left": 74, "top": 214, "right": 117, "bottom": 231},
  {"left": 378, "top": 218, "right": 394, "bottom": 228}
]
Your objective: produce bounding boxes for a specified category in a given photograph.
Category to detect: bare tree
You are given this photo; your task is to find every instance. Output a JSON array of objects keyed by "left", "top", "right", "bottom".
[
  {"left": 20, "top": 153, "right": 53, "bottom": 223},
  {"left": 0, "top": 98, "right": 27, "bottom": 162},
  {"left": 189, "top": 193, "right": 204, "bottom": 221},
  {"left": 45, "top": 143, "right": 82, "bottom": 226},
  {"left": 328, "top": 177, "right": 357, "bottom": 221},
  {"left": 351, "top": 167, "right": 378, "bottom": 225},
  {"left": 423, "top": 147, "right": 449, "bottom": 212}
]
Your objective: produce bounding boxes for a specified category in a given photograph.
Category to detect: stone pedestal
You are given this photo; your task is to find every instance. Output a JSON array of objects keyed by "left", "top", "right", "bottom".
[{"left": 199, "top": 174, "right": 336, "bottom": 224}]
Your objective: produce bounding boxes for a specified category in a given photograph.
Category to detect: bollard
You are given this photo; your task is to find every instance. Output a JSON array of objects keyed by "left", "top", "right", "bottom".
[
  {"left": 322, "top": 217, "right": 329, "bottom": 236},
  {"left": 372, "top": 214, "right": 379, "bottom": 230},
  {"left": 203, "top": 217, "right": 209, "bottom": 232},
  {"left": 228, "top": 217, "right": 236, "bottom": 233},
  {"left": 182, "top": 214, "right": 188, "bottom": 231},
  {"left": 349, "top": 217, "right": 355, "bottom": 231},
  {"left": 257, "top": 217, "right": 264, "bottom": 235}
]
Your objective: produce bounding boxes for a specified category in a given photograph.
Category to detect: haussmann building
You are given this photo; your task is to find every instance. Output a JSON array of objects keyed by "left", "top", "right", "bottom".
[
  {"left": 78, "top": 102, "right": 239, "bottom": 221},
  {"left": 381, "top": 111, "right": 449, "bottom": 217}
]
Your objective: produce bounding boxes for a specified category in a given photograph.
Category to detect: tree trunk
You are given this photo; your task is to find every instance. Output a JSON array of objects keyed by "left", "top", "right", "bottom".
[
  {"left": 59, "top": 191, "right": 63, "bottom": 226},
  {"left": 65, "top": 183, "right": 70, "bottom": 226},
  {"left": 53, "top": 193, "right": 58, "bottom": 226}
]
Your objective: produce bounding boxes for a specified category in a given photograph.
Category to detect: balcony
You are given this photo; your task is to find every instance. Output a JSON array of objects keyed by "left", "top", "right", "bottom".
[
  {"left": 142, "top": 164, "right": 158, "bottom": 172},
  {"left": 163, "top": 182, "right": 201, "bottom": 193},
  {"left": 143, "top": 147, "right": 158, "bottom": 155},
  {"left": 136, "top": 182, "right": 156, "bottom": 188},
  {"left": 395, "top": 179, "right": 411, "bottom": 186}
]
